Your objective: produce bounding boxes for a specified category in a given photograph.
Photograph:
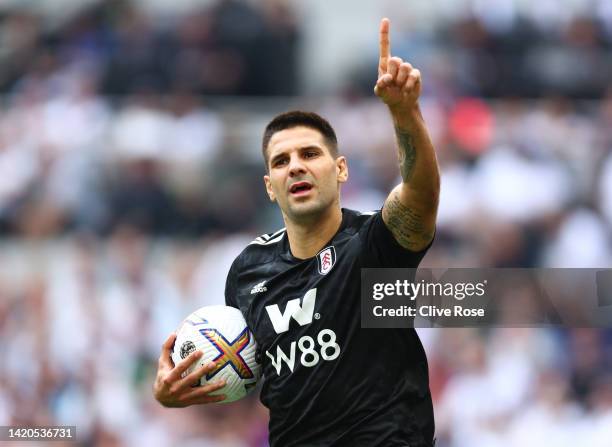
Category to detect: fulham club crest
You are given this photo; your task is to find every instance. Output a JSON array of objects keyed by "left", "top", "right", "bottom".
[{"left": 317, "top": 246, "right": 336, "bottom": 275}]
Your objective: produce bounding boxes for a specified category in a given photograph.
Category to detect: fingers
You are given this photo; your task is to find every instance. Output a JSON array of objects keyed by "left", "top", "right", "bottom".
[
  {"left": 158, "top": 332, "right": 177, "bottom": 368},
  {"left": 162, "top": 332, "right": 176, "bottom": 352},
  {"left": 375, "top": 16, "right": 424, "bottom": 107},
  {"left": 378, "top": 17, "right": 390, "bottom": 75},
  {"left": 156, "top": 374, "right": 227, "bottom": 407},
  {"left": 374, "top": 73, "right": 392, "bottom": 97},
  {"left": 374, "top": 66, "right": 422, "bottom": 105},
  {"left": 396, "top": 62, "right": 413, "bottom": 86},
  {"left": 376, "top": 65, "right": 419, "bottom": 91},
  {"left": 155, "top": 355, "right": 227, "bottom": 407},
  {"left": 179, "top": 380, "right": 227, "bottom": 404},
  {"left": 387, "top": 57, "right": 401, "bottom": 81},
  {"left": 166, "top": 350, "right": 204, "bottom": 382},
  {"left": 175, "top": 359, "right": 220, "bottom": 391},
  {"left": 404, "top": 68, "right": 421, "bottom": 91}
]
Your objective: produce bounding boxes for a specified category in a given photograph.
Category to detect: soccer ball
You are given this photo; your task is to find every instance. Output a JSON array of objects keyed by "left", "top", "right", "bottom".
[{"left": 172, "top": 305, "right": 261, "bottom": 403}]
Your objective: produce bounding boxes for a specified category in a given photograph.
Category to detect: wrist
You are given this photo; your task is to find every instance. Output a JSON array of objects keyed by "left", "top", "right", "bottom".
[{"left": 389, "top": 103, "right": 423, "bottom": 129}]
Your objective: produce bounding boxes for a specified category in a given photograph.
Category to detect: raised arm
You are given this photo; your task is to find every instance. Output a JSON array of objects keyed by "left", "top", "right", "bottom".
[{"left": 375, "top": 18, "right": 440, "bottom": 252}]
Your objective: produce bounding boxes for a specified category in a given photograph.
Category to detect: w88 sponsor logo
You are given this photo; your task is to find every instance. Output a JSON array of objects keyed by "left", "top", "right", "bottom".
[
  {"left": 265, "top": 329, "right": 340, "bottom": 375},
  {"left": 264, "top": 288, "right": 341, "bottom": 375}
]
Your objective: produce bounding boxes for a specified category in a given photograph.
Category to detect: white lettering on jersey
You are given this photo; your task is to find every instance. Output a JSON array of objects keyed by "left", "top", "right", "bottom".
[
  {"left": 266, "top": 342, "right": 297, "bottom": 375},
  {"left": 265, "top": 288, "right": 317, "bottom": 334},
  {"left": 250, "top": 281, "right": 267, "bottom": 294},
  {"left": 265, "top": 329, "right": 341, "bottom": 375}
]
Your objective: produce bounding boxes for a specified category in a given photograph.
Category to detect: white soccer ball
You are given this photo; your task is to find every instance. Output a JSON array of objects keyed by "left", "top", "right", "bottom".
[{"left": 172, "top": 305, "right": 261, "bottom": 403}]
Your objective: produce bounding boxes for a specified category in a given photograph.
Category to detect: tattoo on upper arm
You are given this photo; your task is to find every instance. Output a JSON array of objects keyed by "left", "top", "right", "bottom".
[
  {"left": 395, "top": 126, "right": 416, "bottom": 182},
  {"left": 383, "top": 191, "right": 433, "bottom": 250}
]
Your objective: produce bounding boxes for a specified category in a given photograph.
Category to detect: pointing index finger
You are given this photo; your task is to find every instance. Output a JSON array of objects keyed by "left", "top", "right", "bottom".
[{"left": 379, "top": 18, "right": 390, "bottom": 76}]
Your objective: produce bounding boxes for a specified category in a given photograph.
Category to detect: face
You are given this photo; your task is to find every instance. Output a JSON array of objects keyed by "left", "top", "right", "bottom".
[{"left": 264, "top": 126, "right": 348, "bottom": 222}]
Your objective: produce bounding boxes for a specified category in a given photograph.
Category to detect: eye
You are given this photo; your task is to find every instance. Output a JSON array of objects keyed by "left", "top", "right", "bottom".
[
  {"left": 272, "top": 157, "right": 288, "bottom": 167},
  {"left": 304, "top": 150, "right": 319, "bottom": 158}
]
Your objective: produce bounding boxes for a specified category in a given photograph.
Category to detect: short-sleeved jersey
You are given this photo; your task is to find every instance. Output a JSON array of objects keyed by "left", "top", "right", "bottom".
[{"left": 225, "top": 209, "right": 434, "bottom": 447}]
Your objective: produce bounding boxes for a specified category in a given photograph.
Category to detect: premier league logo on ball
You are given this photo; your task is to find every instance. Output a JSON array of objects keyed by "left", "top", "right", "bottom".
[{"left": 180, "top": 340, "right": 196, "bottom": 359}]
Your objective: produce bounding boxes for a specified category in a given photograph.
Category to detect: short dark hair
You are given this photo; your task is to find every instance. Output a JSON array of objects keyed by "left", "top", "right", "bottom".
[{"left": 261, "top": 110, "right": 338, "bottom": 167}]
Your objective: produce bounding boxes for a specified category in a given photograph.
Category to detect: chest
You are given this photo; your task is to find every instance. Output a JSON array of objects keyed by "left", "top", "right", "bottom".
[{"left": 235, "top": 241, "right": 362, "bottom": 352}]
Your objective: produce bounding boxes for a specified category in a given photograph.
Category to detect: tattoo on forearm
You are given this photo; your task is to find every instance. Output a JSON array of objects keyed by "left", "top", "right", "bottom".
[
  {"left": 394, "top": 126, "right": 417, "bottom": 182},
  {"left": 383, "top": 191, "right": 432, "bottom": 250}
]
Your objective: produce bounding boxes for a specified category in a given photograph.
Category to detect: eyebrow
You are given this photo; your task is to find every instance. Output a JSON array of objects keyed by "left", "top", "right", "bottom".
[{"left": 269, "top": 144, "right": 324, "bottom": 165}]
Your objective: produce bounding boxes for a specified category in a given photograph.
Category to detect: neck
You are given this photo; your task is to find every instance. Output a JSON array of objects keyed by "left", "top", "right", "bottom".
[{"left": 284, "top": 206, "right": 343, "bottom": 259}]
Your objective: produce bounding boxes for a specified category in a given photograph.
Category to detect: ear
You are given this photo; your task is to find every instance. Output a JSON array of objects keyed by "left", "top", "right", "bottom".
[
  {"left": 336, "top": 156, "right": 348, "bottom": 184},
  {"left": 264, "top": 175, "right": 276, "bottom": 202}
]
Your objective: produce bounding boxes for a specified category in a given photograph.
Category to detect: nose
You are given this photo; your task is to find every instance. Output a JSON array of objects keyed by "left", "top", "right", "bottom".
[{"left": 288, "top": 154, "right": 306, "bottom": 177}]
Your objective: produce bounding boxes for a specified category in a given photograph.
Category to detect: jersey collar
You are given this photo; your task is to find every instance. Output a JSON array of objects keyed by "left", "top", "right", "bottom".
[{"left": 278, "top": 208, "right": 351, "bottom": 263}]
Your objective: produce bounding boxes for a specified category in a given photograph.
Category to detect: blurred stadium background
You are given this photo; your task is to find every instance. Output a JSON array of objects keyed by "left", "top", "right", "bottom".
[{"left": 0, "top": 0, "right": 611, "bottom": 445}]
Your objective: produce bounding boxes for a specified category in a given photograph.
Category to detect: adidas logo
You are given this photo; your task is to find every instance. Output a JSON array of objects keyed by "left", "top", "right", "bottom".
[{"left": 250, "top": 281, "right": 268, "bottom": 295}]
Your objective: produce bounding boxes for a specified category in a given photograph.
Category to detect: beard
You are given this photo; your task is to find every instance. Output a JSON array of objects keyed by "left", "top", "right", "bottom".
[{"left": 281, "top": 188, "right": 338, "bottom": 224}]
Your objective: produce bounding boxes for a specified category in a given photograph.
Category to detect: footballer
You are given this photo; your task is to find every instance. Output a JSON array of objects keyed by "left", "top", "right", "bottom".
[{"left": 154, "top": 18, "right": 440, "bottom": 447}]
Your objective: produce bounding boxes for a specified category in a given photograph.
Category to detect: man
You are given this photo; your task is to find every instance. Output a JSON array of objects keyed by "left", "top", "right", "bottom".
[{"left": 154, "top": 18, "right": 440, "bottom": 446}]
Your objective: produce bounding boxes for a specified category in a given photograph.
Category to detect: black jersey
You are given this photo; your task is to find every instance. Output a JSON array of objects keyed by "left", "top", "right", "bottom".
[{"left": 225, "top": 209, "right": 435, "bottom": 447}]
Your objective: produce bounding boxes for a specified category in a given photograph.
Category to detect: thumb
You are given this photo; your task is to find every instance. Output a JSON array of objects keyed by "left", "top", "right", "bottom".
[{"left": 374, "top": 73, "right": 392, "bottom": 97}]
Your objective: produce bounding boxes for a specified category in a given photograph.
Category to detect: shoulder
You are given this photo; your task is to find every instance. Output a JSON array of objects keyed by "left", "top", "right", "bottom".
[
  {"left": 230, "top": 227, "right": 286, "bottom": 273},
  {"left": 248, "top": 227, "right": 286, "bottom": 247},
  {"left": 340, "top": 208, "right": 379, "bottom": 235}
]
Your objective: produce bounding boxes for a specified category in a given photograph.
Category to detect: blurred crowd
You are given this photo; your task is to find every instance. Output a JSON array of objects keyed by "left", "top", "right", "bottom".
[
  {"left": 0, "top": 0, "right": 611, "bottom": 446},
  {"left": 2, "top": 0, "right": 612, "bottom": 98},
  {"left": 0, "top": 239, "right": 611, "bottom": 446},
  {"left": 0, "top": 0, "right": 299, "bottom": 96}
]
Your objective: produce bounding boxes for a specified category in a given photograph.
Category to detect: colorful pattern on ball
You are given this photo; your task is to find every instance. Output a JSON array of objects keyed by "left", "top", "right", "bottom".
[
  {"left": 201, "top": 328, "right": 254, "bottom": 380},
  {"left": 171, "top": 305, "right": 261, "bottom": 403}
]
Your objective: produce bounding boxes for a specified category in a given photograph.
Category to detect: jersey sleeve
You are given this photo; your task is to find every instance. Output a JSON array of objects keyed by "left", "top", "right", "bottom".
[
  {"left": 359, "top": 210, "right": 433, "bottom": 268},
  {"left": 224, "top": 257, "right": 240, "bottom": 309}
]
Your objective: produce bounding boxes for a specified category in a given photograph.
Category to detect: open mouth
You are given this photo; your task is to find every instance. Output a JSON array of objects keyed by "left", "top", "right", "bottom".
[{"left": 289, "top": 181, "right": 313, "bottom": 196}]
